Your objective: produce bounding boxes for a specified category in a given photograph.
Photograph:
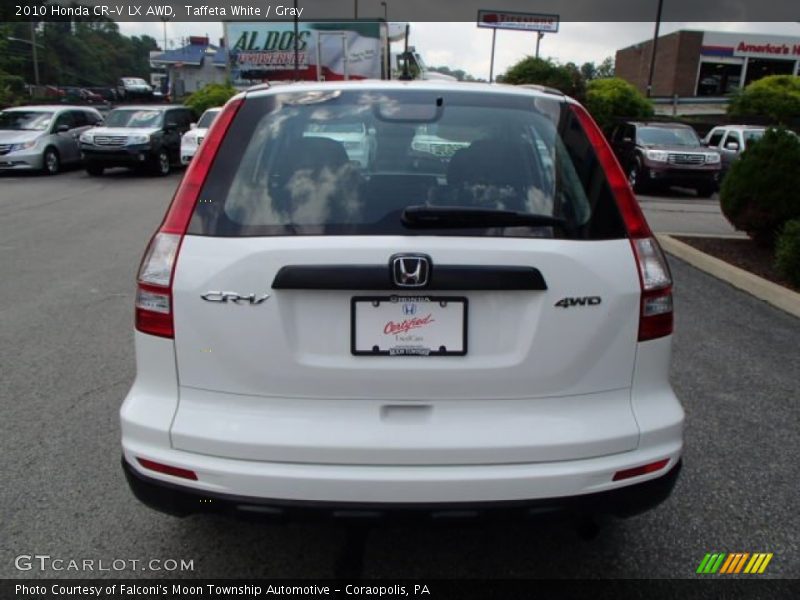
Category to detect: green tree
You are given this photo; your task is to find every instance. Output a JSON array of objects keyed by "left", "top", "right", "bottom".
[
  {"left": 728, "top": 75, "right": 800, "bottom": 124},
  {"left": 596, "top": 56, "right": 615, "bottom": 79},
  {"left": 500, "top": 57, "right": 586, "bottom": 100},
  {"left": 184, "top": 83, "right": 237, "bottom": 116},
  {"left": 720, "top": 128, "right": 800, "bottom": 245},
  {"left": 584, "top": 77, "right": 653, "bottom": 130}
]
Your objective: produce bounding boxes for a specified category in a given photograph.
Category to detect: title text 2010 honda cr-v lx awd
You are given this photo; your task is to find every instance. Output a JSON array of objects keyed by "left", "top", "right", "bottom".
[{"left": 121, "top": 81, "right": 684, "bottom": 522}]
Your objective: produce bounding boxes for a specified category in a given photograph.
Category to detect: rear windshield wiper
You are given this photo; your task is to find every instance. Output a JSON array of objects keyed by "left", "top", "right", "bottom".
[{"left": 401, "top": 205, "right": 566, "bottom": 229}]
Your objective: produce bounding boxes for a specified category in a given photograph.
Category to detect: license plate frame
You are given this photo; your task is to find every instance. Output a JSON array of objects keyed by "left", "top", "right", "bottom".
[{"left": 351, "top": 295, "right": 468, "bottom": 357}]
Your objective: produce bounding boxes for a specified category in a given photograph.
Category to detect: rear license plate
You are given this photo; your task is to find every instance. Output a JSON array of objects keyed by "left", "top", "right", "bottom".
[{"left": 351, "top": 296, "right": 467, "bottom": 356}]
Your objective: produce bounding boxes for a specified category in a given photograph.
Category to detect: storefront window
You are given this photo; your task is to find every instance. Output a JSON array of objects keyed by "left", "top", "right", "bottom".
[
  {"left": 696, "top": 62, "right": 742, "bottom": 96},
  {"left": 744, "top": 58, "right": 796, "bottom": 86}
]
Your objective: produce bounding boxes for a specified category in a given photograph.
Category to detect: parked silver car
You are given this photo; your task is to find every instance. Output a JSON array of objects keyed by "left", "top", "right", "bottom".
[{"left": 0, "top": 105, "right": 103, "bottom": 174}]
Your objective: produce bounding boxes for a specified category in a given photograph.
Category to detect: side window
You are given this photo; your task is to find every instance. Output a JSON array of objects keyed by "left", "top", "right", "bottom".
[
  {"left": 722, "top": 131, "right": 742, "bottom": 149},
  {"left": 70, "top": 110, "right": 88, "bottom": 128},
  {"left": 52, "top": 112, "right": 75, "bottom": 132},
  {"left": 86, "top": 111, "right": 102, "bottom": 126},
  {"left": 707, "top": 129, "right": 725, "bottom": 148},
  {"left": 180, "top": 110, "right": 193, "bottom": 129}
]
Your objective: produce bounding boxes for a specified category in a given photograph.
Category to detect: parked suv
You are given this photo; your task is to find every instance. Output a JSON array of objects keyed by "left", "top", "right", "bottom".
[
  {"left": 80, "top": 105, "right": 193, "bottom": 176},
  {"left": 122, "top": 82, "right": 683, "bottom": 522},
  {"left": 0, "top": 105, "right": 103, "bottom": 174},
  {"left": 609, "top": 121, "right": 721, "bottom": 197},
  {"left": 117, "top": 77, "right": 153, "bottom": 101},
  {"left": 702, "top": 125, "right": 766, "bottom": 177}
]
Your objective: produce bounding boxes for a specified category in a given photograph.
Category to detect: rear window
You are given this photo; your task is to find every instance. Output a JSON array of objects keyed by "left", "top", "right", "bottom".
[{"left": 189, "top": 89, "right": 625, "bottom": 240}]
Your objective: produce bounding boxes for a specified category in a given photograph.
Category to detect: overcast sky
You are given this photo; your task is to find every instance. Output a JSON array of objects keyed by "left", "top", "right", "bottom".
[{"left": 118, "top": 21, "right": 800, "bottom": 79}]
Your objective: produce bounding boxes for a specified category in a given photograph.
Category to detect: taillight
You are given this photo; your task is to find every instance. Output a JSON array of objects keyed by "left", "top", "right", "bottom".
[
  {"left": 135, "top": 233, "right": 180, "bottom": 338},
  {"left": 570, "top": 103, "right": 673, "bottom": 342},
  {"left": 632, "top": 237, "right": 673, "bottom": 341},
  {"left": 134, "top": 96, "right": 244, "bottom": 338}
]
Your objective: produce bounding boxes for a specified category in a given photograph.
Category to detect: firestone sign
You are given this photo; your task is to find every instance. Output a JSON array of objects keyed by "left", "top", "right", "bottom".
[{"left": 477, "top": 9, "right": 559, "bottom": 33}]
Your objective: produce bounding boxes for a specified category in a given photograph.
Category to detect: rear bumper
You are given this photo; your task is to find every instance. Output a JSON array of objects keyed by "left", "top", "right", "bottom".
[{"left": 122, "top": 456, "right": 682, "bottom": 521}]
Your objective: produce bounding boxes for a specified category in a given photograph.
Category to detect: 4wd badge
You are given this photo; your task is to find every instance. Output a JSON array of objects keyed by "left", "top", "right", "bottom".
[{"left": 554, "top": 296, "right": 602, "bottom": 308}]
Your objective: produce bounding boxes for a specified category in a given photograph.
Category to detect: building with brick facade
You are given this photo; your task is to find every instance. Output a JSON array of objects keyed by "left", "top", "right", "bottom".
[{"left": 616, "top": 30, "right": 800, "bottom": 97}]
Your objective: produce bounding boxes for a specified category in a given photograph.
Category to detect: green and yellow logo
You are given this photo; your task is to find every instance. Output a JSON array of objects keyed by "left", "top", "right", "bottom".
[{"left": 697, "top": 552, "right": 773, "bottom": 574}]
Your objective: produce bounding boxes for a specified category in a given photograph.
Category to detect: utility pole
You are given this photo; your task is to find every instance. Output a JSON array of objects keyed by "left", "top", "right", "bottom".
[
  {"left": 646, "top": 0, "right": 664, "bottom": 97},
  {"left": 354, "top": 0, "right": 358, "bottom": 19},
  {"left": 293, "top": 0, "right": 299, "bottom": 80},
  {"left": 30, "top": 22, "right": 40, "bottom": 88}
]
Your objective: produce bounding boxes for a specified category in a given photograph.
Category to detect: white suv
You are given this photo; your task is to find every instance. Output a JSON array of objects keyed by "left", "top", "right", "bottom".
[{"left": 121, "top": 81, "right": 684, "bottom": 521}]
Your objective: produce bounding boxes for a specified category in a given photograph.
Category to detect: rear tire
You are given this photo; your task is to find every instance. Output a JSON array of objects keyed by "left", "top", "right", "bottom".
[
  {"left": 42, "top": 148, "right": 60, "bottom": 175},
  {"left": 85, "top": 163, "right": 104, "bottom": 176}
]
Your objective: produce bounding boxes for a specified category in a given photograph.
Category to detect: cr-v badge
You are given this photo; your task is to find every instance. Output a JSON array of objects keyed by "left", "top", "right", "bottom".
[{"left": 201, "top": 291, "right": 270, "bottom": 305}]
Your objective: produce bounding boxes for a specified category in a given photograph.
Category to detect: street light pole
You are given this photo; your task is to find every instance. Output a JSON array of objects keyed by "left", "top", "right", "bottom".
[
  {"left": 535, "top": 32, "right": 544, "bottom": 59},
  {"left": 354, "top": 0, "right": 358, "bottom": 19},
  {"left": 381, "top": 1, "right": 388, "bottom": 20}
]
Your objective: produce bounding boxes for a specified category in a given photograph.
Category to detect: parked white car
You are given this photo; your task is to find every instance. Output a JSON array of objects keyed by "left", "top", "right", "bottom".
[
  {"left": 180, "top": 107, "right": 221, "bottom": 165},
  {"left": 702, "top": 125, "right": 766, "bottom": 175},
  {"left": 122, "top": 81, "right": 683, "bottom": 524}
]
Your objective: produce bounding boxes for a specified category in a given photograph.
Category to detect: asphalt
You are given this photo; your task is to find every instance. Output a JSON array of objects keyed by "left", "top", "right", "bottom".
[{"left": 0, "top": 169, "right": 798, "bottom": 580}]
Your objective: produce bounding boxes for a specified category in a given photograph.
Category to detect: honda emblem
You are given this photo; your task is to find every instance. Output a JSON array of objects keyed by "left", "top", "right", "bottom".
[{"left": 391, "top": 254, "right": 431, "bottom": 288}]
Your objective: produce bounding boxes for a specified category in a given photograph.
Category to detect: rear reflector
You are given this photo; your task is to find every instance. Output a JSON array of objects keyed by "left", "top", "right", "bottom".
[
  {"left": 613, "top": 458, "right": 669, "bottom": 481},
  {"left": 137, "top": 458, "right": 198, "bottom": 481},
  {"left": 613, "top": 459, "right": 670, "bottom": 481},
  {"left": 134, "top": 96, "right": 244, "bottom": 339}
]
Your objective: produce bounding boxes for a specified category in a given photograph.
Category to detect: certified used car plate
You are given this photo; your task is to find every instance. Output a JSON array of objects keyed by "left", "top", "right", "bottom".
[{"left": 351, "top": 296, "right": 467, "bottom": 356}]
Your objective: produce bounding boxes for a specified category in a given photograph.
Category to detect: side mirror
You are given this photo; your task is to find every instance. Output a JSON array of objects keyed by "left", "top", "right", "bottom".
[
  {"left": 724, "top": 141, "right": 740, "bottom": 151},
  {"left": 189, "top": 123, "right": 197, "bottom": 130},
  {"left": 56, "top": 124, "right": 70, "bottom": 133}
]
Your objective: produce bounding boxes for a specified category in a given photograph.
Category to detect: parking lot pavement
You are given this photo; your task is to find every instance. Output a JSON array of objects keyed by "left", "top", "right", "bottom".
[
  {"left": 1, "top": 172, "right": 798, "bottom": 579},
  {"left": 638, "top": 188, "right": 745, "bottom": 237}
]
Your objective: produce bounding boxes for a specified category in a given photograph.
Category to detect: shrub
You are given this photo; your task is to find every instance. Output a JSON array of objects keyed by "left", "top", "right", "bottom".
[
  {"left": 728, "top": 75, "right": 800, "bottom": 125},
  {"left": 0, "top": 74, "right": 26, "bottom": 108},
  {"left": 500, "top": 57, "right": 586, "bottom": 101},
  {"left": 720, "top": 128, "right": 800, "bottom": 245},
  {"left": 584, "top": 77, "right": 653, "bottom": 130},
  {"left": 775, "top": 219, "right": 800, "bottom": 287},
  {"left": 184, "top": 83, "right": 237, "bottom": 117}
]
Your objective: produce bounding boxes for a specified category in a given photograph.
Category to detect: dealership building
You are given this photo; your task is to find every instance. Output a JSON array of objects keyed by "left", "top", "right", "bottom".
[{"left": 616, "top": 30, "right": 800, "bottom": 97}]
